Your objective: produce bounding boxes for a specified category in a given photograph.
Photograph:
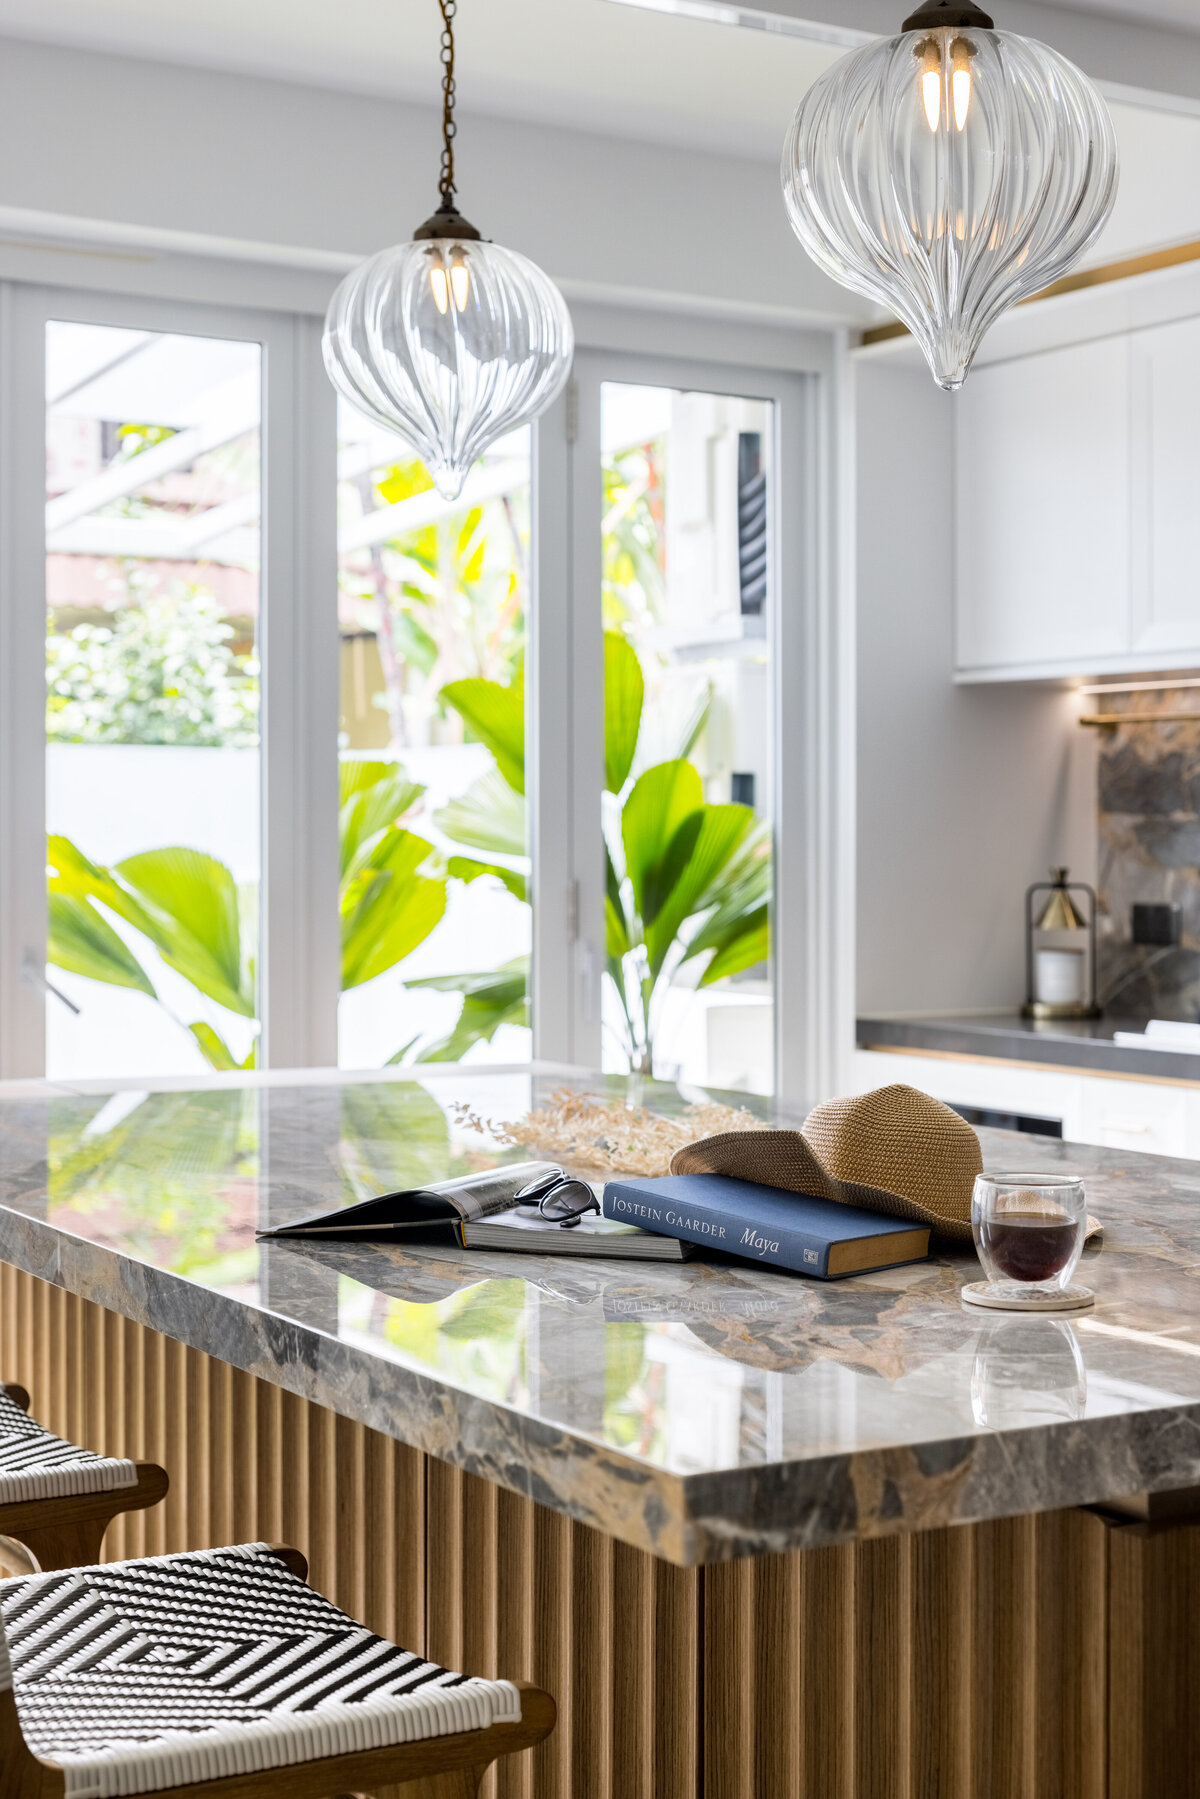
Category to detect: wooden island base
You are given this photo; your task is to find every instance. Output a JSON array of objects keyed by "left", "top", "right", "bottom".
[{"left": 3, "top": 1264, "right": 1197, "bottom": 1799}]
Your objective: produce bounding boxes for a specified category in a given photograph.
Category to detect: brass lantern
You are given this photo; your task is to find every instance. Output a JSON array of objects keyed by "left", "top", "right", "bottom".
[{"left": 1023, "top": 868, "right": 1101, "bottom": 1019}]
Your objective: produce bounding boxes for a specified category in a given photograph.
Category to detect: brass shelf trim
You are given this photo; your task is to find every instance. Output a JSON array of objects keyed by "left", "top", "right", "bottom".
[{"left": 861, "top": 236, "right": 1200, "bottom": 347}]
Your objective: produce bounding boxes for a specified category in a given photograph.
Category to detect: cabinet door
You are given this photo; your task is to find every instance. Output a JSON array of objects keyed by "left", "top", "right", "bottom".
[
  {"left": 1132, "top": 317, "right": 1200, "bottom": 661},
  {"left": 955, "top": 336, "right": 1131, "bottom": 679}
]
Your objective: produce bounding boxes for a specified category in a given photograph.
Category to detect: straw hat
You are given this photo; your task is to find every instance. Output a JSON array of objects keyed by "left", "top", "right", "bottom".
[{"left": 669, "top": 1084, "right": 984, "bottom": 1243}]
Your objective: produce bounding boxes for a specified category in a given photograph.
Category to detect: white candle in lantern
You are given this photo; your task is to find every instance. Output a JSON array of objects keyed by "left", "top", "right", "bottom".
[{"left": 1035, "top": 947, "right": 1085, "bottom": 1008}]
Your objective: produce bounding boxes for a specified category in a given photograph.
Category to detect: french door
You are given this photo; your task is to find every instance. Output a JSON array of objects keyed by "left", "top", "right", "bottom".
[
  {"left": 0, "top": 286, "right": 849, "bottom": 1104},
  {"left": 530, "top": 348, "right": 837, "bottom": 1106},
  {"left": 0, "top": 283, "right": 338, "bottom": 1079}
]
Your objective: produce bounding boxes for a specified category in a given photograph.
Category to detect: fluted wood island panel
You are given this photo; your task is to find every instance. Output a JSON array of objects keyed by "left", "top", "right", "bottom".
[
  {"left": 3, "top": 1067, "right": 1200, "bottom": 1796},
  {"left": 0, "top": 1263, "right": 1148, "bottom": 1799}
]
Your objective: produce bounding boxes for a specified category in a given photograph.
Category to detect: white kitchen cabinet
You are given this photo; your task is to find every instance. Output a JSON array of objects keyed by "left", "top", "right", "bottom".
[
  {"left": 852, "top": 1049, "right": 1087, "bottom": 1139},
  {"left": 852, "top": 1048, "right": 1200, "bottom": 1160},
  {"left": 954, "top": 335, "right": 1132, "bottom": 680},
  {"left": 954, "top": 313, "right": 1200, "bottom": 681},
  {"left": 1131, "top": 316, "right": 1200, "bottom": 661},
  {"left": 1076, "top": 1075, "right": 1192, "bottom": 1158}
]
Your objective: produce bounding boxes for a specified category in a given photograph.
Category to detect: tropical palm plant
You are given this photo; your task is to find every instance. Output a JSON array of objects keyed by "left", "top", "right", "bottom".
[
  {"left": 46, "top": 760, "right": 455, "bottom": 1069},
  {"left": 46, "top": 641, "right": 769, "bottom": 1077},
  {"left": 432, "top": 630, "right": 770, "bottom": 1076}
]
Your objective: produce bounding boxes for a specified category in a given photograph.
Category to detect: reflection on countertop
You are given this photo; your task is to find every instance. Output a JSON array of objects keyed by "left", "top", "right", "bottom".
[{"left": 2, "top": 1064, "right": 1200, "bottom": 1563}]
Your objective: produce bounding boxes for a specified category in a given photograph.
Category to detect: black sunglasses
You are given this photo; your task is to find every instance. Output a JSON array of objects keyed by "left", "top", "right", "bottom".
[{"left": 513, "top": 1170, "right": 601, "bottom": 1228}]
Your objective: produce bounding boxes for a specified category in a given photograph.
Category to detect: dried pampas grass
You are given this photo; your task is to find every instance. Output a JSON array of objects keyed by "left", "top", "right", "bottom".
[{"left": 451, "top": 1087, "right": 768, "bottom": 1177}]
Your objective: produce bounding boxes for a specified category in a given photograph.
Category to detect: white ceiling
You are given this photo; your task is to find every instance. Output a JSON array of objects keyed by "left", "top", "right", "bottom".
[
  {"left": 0, "top": 0, "right": 842, "bottom": 159},
  {"left": 1048, "top": 0, "right": 1200, "bottom": 29}
]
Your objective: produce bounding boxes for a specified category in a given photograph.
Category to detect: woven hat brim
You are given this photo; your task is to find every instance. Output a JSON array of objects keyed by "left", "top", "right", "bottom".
[{"left": 669, "top": 1129, "right": 976, "bottom": 1243}]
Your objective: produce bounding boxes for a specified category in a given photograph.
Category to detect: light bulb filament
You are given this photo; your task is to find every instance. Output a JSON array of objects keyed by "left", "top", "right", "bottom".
[
  {"left": 950, "top": 37, "right": 975, "bottom": 131},
  {"left": 916, "top": 33, "right": 976, "bottom": 133},
  {"left": 917, "top": 38, "right": 941, "bottom": 133},
  {"left": 429, "top": 250, "right": 471, "bottom": 313}
]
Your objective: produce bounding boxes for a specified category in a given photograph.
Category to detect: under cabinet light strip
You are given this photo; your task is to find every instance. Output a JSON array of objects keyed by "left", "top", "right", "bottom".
[
  {"left": 1079, "top": 677, "right": 1200, "bottom": 696},
  {"left": 1079, "top": 713, "right": 1200, "bottom": 728}
]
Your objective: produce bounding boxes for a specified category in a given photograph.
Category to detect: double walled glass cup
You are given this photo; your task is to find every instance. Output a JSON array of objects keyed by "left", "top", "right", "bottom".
[{"left": 971, "top": 1173, "right": 1087, "bottom": 1294}]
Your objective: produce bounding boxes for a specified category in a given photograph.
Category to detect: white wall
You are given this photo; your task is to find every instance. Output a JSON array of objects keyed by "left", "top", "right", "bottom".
[
  {"left": 855, "top": 362, "right": 1097, "bottom": 1018},
  {"left": 0, "top": 35, "right": 860, "bottom": 326}
]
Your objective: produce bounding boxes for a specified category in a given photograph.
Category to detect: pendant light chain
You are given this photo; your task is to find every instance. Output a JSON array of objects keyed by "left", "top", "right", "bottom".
[
  {"left": 322, "top": 0, "right": 574, "bottom": 502},
  {"left": 438, "top": 0, "right": 458, "bottom": 210}
]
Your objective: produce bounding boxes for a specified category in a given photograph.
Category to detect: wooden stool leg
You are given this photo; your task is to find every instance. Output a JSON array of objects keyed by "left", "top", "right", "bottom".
[
  {"left": 401, "top": 1768, "right": 489, "bottom": 1797},
  {"left": 0, "top": 1535, "right": 39, "bottom": 1578},
  {"left": 12, "top": 1515, "right": 109, "bottom": 1573}
]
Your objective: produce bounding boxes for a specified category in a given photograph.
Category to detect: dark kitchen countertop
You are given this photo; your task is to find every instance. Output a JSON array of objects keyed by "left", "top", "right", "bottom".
[{"left": 857, "top": 1013, "right": 1200, "bottom": 1085}]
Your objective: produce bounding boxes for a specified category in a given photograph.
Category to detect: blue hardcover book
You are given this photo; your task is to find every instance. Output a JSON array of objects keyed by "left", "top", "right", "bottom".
[{"left": 601, "top": 1174, "right": 930, "bottom": 1279}]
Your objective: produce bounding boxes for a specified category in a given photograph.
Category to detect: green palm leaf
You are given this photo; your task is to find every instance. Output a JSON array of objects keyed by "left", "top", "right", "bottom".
[
  {"left": 643, "top": 803, "right": 753, "bottom": 977},
  {"left": 621, "top": 760, "right": 704, "bottom": 930},
  {"left": 409, "top": 958, "right": 529, "bottom": 1061},
  {"left": 339, "top": 759, "right": 425, "bottom": 881},
  {"left": 446, "top": 856, "right": 527, "bottom": 904},
  {"left": 435, "top": 768, "right": 526, "bottom": 858},
  {"left": 341, "top": 828, "right": 446, "bottom": 989},
  {"left": 115, "top": 848, "right": 255, "bottom": 1018},
  {"left": 698, "top": 908, "right": 769, "bottom": 985},
  {"left": 47, "top": 891, "right": 157, "bottom": 996},
  {"left": 439, "top": 675, "right": 525, "bottom": 794},
  {"left": 604, "top": 631, "right": 644, "bottom": 793}
]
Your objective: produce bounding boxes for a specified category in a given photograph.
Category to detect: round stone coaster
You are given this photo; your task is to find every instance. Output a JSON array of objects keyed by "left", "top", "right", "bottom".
[{"left": 961, "top": 1281, "right": 1095, "bottom": 1314}]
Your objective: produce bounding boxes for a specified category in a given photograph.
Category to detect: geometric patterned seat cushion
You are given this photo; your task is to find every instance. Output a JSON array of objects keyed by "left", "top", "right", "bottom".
[
  {"left": 0, "top": 1543, "right": 520, "bottom": 1799},
  {"left": 0, "top": 1388, "right": 136, "bottom": 1508}
]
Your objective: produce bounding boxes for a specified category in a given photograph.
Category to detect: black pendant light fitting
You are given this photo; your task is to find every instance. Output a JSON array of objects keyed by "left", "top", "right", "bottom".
[
  {"left": 413, "top": 0, "right": 483, "bottom": 243},
  {"left": 901, "top": 2, "right": 994, "bottom": 29}
]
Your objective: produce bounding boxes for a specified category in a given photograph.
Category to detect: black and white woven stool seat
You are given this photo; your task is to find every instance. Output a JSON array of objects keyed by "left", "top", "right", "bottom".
[
  {"left": 0, "top": 1541, "right": 520, "bottom": 1799},
  {"left": 0, "top": 1388, "right": 136, "bottom": 1507}
]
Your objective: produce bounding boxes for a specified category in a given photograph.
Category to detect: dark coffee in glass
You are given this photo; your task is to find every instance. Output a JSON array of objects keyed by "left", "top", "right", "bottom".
[
  {"left": 972, "top": 1175, "right": 1086, "bottom": 1293},
  {"left": 976, "top": 1213, "right": 1079, "bottom": 1283}
]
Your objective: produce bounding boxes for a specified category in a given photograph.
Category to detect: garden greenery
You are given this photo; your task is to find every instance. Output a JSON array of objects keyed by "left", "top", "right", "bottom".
[{"left": 46, "top": 439, "right": 770, "bottom": 1076}]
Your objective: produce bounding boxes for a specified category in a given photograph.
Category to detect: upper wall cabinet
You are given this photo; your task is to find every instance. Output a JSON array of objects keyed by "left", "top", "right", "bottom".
[
  {"left": 955, "top": 318, "right": 1200, "bottom": 682},
  {"left": 954, "top": 335, "right": 1132, "bottom": 681},
  {"left": 1131, "top": 318, "right": 1200, "bottom": 663}
]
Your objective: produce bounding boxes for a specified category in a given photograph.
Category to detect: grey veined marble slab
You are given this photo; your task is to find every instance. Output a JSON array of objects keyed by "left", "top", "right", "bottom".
[{"left": 2, "top": 1064, "right": 1200, "bottom": 1565}]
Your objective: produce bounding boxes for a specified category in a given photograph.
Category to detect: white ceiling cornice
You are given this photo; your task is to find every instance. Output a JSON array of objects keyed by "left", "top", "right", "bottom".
[{"left": 605, "top": 0, "right": 1200, "bottom": 104}]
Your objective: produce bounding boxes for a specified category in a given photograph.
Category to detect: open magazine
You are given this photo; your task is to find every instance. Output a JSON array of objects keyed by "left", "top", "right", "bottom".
[{"left": 258, "top": 1161, "right": 695, "bottom": 1261}]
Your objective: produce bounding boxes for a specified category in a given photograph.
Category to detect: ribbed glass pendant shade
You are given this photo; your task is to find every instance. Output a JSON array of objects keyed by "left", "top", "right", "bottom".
[
  {"left": 782, "top": 21, "right": 1118, "bottom": 388},
  {"left": 323, "top": 234, "right": 574, "bottom": 500}
]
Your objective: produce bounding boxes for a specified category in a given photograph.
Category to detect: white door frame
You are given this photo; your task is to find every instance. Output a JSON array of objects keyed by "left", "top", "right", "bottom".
[
  {"left": 0, "top": 283, "right": 339, "bottom": 1077},
  {"left": 531, "top": 343, "right": 855, "bottom": 1109}
]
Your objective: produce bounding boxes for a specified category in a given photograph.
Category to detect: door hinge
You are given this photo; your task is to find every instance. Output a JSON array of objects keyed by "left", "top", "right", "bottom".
[
  {"left": 567, "top": 878, "right": 579, "bottom": 943},
  {"left": 565, "top": 378, "right": 579, "bottom": 446}
]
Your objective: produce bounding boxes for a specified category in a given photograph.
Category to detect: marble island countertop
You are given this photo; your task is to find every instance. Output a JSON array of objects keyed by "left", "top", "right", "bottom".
[{"left": 3, "top": 1064, "right": 1200, "bottom": 1565}]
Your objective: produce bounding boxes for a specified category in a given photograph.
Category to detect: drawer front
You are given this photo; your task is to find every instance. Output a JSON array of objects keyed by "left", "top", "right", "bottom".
[{"left": 1075, "top": 1079, "right": 1191, "bottom": 1157}]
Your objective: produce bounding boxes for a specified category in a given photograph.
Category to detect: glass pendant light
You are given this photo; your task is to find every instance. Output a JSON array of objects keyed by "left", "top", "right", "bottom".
[
  {"left": 781, "top": 1, "right": 1119, "bottom": 389},
  {"left": 323, "top": 0, "right": 574, "bottom": 500}
]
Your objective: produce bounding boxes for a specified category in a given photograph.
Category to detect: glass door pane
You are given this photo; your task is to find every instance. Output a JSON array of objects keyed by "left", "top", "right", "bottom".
[
  {"left": 335, "top": 405, "right": 532, "bottom": 1068},
  {"left": 601, "top": 382, "right": 774, "bottom": 1094},
  {"left": 45, "top": 322, "right": 262, "bottom": 1078}
]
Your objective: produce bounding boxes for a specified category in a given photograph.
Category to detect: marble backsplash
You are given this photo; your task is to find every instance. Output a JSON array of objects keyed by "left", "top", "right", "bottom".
[{"left": 1096, "top": 685, "right": 1200, "bottom": 1020}]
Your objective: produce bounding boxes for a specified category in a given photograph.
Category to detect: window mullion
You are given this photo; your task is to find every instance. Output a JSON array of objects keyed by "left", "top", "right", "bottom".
[
  {"left": 260, "top": 314, "right": 340, "bottom": 1069},
  {"left": 0, "top": 283, "right": 50, "bottom": 1078},
  {"left": 529, "top": 389, "right": 576, "bottom": 1065}
]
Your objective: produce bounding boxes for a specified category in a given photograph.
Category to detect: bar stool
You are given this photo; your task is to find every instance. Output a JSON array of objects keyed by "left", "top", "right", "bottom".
[
  {"left": 0, "top": 1384, "right": 168, "bottom": 1573},
  {"left": 0, "top": 1540, "right": 554, "bottom": 1799}
]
